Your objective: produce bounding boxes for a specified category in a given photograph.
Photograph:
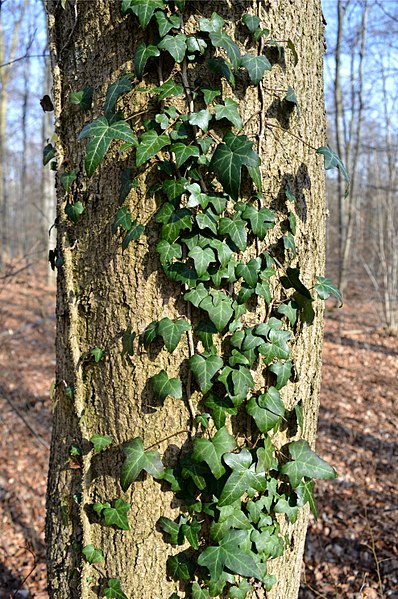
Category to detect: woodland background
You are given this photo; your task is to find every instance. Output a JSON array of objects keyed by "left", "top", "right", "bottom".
[{"left": 0, "top": 0, "right": 397, "bottom": 597}]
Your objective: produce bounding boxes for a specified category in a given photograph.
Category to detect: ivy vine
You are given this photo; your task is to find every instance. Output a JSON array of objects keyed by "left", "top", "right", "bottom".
[{"left": 50, "top": 1, "right": 349, "bottom": 597}]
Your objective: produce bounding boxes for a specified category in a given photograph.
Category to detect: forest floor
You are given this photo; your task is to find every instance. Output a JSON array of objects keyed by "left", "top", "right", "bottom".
[{"left": 0, "top": 265, "right": 397, "bottom": 599}]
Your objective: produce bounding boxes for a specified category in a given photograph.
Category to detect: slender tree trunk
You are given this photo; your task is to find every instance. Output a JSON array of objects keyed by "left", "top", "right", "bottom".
[{"left": 45, "top": 1, "right": 327, "bottom": 598}]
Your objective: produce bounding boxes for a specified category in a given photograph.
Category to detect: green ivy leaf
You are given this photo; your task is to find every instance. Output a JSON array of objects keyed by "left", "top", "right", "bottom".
[
  {"left": 120, "top": 437, "right": 165, "bottom": 492},
  {"left": 170, "top": 142, "right": 200, "bottom": 168},
  {"left": 280, "top": 267, "right": 312, "bottom": 300},
  {"left": 163, "top": 178, "right": 187, "bottom": 201},
  {"left": 251, "top": 528, "right": 284, "bottom": 558},
  {"left": 69, "top": 86, "right": 93, "bottom": 111},
  {"left": 210, "top": 132, "right": 260, "bottom": 201},
  {"left": 65, "top": 201, "right": 84, "bottom": 223},
  {"left": 296, "top": 479, "right": 318, "bottom": 519},
  {"left": 258, "top": 329, "right": 291, "bottom": 364},
  {"left": 315, "top": 276, "right": 343, "bottom": 306},
  {"left": 113, "top": 207, "right": 131, "bottom": 232},
  {"left": 269, "top": 360, "right": 293, "bottom": 390},
  {"left": 195, "top": 320, "right": 217, "bottom": 351},
  {"left": 121, "top": 327, "right": 136, "bottom": 356},
  {"left": 90, "top": 433, "right": 113, "bottom": 453},
  {"left": 90, "top": 347, "right": 104, "bottom": 362},
  {"left": 192, "top": 426, "right": 235, "bottom": 479},
  {"left": 153, "top": 78, "right": 183, "bottom": 100},
  {"left": 82, "top": 544, "right": 104, "bottom": 564},
  {"left": 183, "top": 283, "right": 208, "bottom": 308},
  {"left": 134, "top": 43, "right": 160, "bottom": 79},
  {"left": 199, "top": 532, "right": 262, "bottom": 581},
  {"left": 207, "top": 239, "right": 233, "bottom": 268},
  {"left": 316, "top": 145, "right": 349, "bottom": 183},
  {"left": 136, "top": 130, "right": 169, "bottom": 167},
  {"left": 181, "top": 517, "right": 201, "bottom": 549},
  {"left": 188, "top": 109, "right": 212, "bottom": 132},
  {"left": 281, "top": 440, "right": 337, "bottom": 488},
  {"left": 208, "top": 57, "right": 235, "bottom": 88},
  {"left": 43, "top": 143, "right": 55, "bottom": 166},
  {"left": 103, "top": 499, "right": 131, "bottom": 530},
  {"left": 202, "top": 87, "right": 221, "bottom": 105},
  {"left": 161, "top": 208, "right": 192, "bottom": 243},
  {"left": 247, "top": 387, "right": 284, "bottom": 433},
  {"left": 159, "top": 516, "right": 184, "bottom": 545},
  {"left": 284, "top": 231, "right": 297, "bottom": 257},
  {"left": 156, "top": 240, "right": 182, "bottom": 266},
  {"left": 79, "top": 117, "right": 137, "bottom": 176},
  {"left": 287, "top": 38, "right": 299, "bottom": 66},
  {"left": 192, "top": 582, "right": 211, "bottom": 599},
  {"left": 104, "top": 75, "right": 133, "bottom": 118},
  {"left": 229, "top": 579, "right": 252, "bottom": 599},
  {"left": 121, "top": 0, "right": 164, "bottom": 27},
  {"left": 189, "top": 353, "right": 223, "bottom": 394},
  {"left": 122, "top": 221, "right": 144, "bottom": 250},
  {"left": 199, "top": 12, "right": 225, "bottom": 33},
  {"left": 240, "top": 54, "right": 271, "bottom": 85},
  {"left": 155, "top": 11, "right": 180, "bottom": 37},
  {"left": 209, "top": 31, "right": 241, "bottom": 71},
  {"left": 236, "top": 258, "right": 261, "bottom": 288},
  {"left": 103, "top": 578, "right": 128, "bottom": 599},
  {"left": 60, "top": 170, "right": 76, "bottom": 191},
  {"left": 241, "top": 204, "right": 275, "bottom": 240},
  {"left": 151, "top": 370, "right": 183, "bottom": 402},
  {"left": 196, "top": 209, "right": 218, "bottom": 235},
  {"left": 158, "top": 34, "right": 187, "bottom": 63},
  {"left": 285, "top": 85, "right": 300, "bottom": 119},
  {"left": 204, "top": 393, "right": 237, "bottom": 429},
  {"left": 242, "top": 13, "right": 261, "bottom": 33},
  {"left": 188, "top": 246, "right": 216, "bottom": 277},
  {"left": 167, "top": 553, "right": 195, "bottom": 581},
  {"left": 277, "top": 301, "right": 298, "bottom": 326},
  {"left": 187, "top": 36, "right": 207, "bottom": 57},
  {"left": 157, "top": 317, "right": 191, "bottom": 352},
  {"left": 214, "top": 98, "right": 242, "bottom": 130},
  {"left": 199, "top": 291, "right": 234, "bottom": 332},
  {"left": 218, "top": 214, "right": 247, "bottom": 251}
]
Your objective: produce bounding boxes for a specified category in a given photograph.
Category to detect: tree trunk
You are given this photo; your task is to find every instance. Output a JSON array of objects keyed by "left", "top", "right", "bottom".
[{"left": 45, "top": 1, "right": 327, "bottom": 598}]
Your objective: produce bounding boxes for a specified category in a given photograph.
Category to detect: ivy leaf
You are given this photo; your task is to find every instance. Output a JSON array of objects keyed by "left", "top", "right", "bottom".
[
  {"left": 192, "top": 426, "right": 235, "bottom": 479},
  {"left": 153, "top": 78, "right": 183, "bottom": 100},
  {"left": 189, "top": 353, "right": 223, "bottom": 394},
  {"left": 188, "top": 109, "right": 212, "bottom": 132},
  {"left": 204, "top": 393, "right": 237, "bottom": 430},
  {"left": 155, "top": 11, "right": 180, "bottom": 37},
  {"left": 196, "top": 209, "right": 218, "bottom": 235},
  {"left": 251, "top": 528, "right": 284, "bottom": 558},
  {"left": 242, "top": 14, "right": 261, "bottom": 33},
  {"left": 188, "top": 246, "right": 216, "bottom": 277},
  {"left": 161, "top": 208, "right": 192, "bottom": 243},
  {"left": 240, "top": 54, "right": 271, "bottom": 85},
  {"left": 143, "top": 321, "right": 158, "bottom": 349},
  {"left": 199, "top": 292, "right": 234, "bottom": 332},
  {"left": 121, "top": 328, "right": 136, "bottom": 356},
  {"left": 151, "top": 370, "right": 183, "bottom": 403},
  {"left": 156, "top": 240, "right": 182, "bottom": 266},
  {"left": 69, "top": 86, "right": 93, "bottom": 111},
  {"left": 207, "top": 239, "right": 233, "bottom": 268},
  {"left": 277, "top": 301, "right": 298, "bottom": 327},
  {"left": 103, "top": 579, "right": 128, "bottom": 599},
  {"left": 214, "top": 98, "right": 242, "bottom": 130},
  {"left": 181, "top": 517, "right": 201, "bottom": 550},
  {"left": 241, "top": 204, "right": 275, "bottom": 240},
  {"left": 90, "top": 347, "right": 104, "bottom": 362},
  {"left": 136, "top": 130, "right": 169, "bottom": 167},
  {"left": 167, "top": 553, "right": 195, "bottom": 581},
  {"left": 163, "top": 177, "right": 187, "bottom": 201},
  {"left": 82, "top": 544, "right": 104, "bottom": 564},
  {"left": 202, "top": 87, "right": 221, "bottom": 105},
  {"left": 103, "top": 499, "right": 131, "bottom": 530},
  {"left": 199, "top": 12, "right": 225, "bottom": 33},
  {"left": 157, "top": 317, "right": 191, "bottom": 352},
  {"left": 283, "top": 231, "right": 295, "bottom": 255},
  {"left": 43, "top": 143, "right": 55, "bottom": 166},
  {"left": 159, "top": 516, "right": 184, "bottom": 545},
  {"left": 199, "top": 535, "right": 262, "bottom": 581},
  {"left": 269, "top": 361, "right": 293, "bottom": 390},
  {"left": 285, "top": 85, "right": 300, "bottom": 119},
  {"left": 236, "top": 258, "right": 261, "bottom": 288},
  {"left": 79, "top": 116, "right": 137, "bottom": 176},
  {"left": 113, "top": 207, "right": 131, "bottom": 232},
  {"left": 158, "top": 34, "right": 187, "bottom": 63},
  {"left": 120, "top": 437, "right": 165, "bottom": 492},
  {"left": 296, "top": 479, "right": 318, "bottom": 519},
  {"left": 90, "top": 433, "right": 113, "bottom": 453},
  {"left": 60, "top": 170, "right": 76, "bottom": 191},
  {"left": 121, "top": 0, "right": 164, "bottom": 28},
  {"left": 247, "top": 387, "right": 284, "bottom": 433},
  {"left": 210, "top": 132, "right": 260, "bottom": 201},
  {"left": 122, "top": 221, "right": 144, "bottom": 250},
  {"left": 209, "top": 31, "right": 241, "bottom": 71},
  {"left": 192, "top": 582, "right": 210, "bottom": 599},
  {"left": 315, "top": 276, "right": 343, "bottom": 306},
  {"left": 316, "top": 145, "right": 349, "bottom": 183},
  {"left": 258, "top": 329, "right": 291, "bottom": 364},
  {"left": 196, "top": 321, "right": 217, "bottom": 352},
  {"left": 281, "top": 440, "right": 337, "bottom": 489},
  {"left": 219, "top": 214, "right": 247, "bottom": 251},
  {"left": 184, "top": 283, "right": 209, "bottom": 308},
  {"left": 287, "top": 38, "right": 299, "bottom": 66},
  {"left": 208, "top": 57, "right": 235, "bottom": 88},
  {"left": 134, "top": 43, "right": 160, "bottom": 79},
  {"left": 229, "top": 579, "right": 252, "bottom": 599},
  {"left": 170, "top": 142, "right": 200, "bottom": 168},
  {"left": 280, "top": 267, "right": 312, "bottom": 300},
  {"left": 187, "top": 36, "right": 207, "bottom": 57},
  {"left": 104, "top": 75, "right": 133, "bottom": 118},
  {"left": 65, "top": 201, "right": 84, "bottom": 223}
]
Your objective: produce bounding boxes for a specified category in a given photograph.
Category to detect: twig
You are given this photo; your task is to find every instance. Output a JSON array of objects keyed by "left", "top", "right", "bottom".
[
  {"left": 144, "top": 429, "right": 189, "bottom": 451},
  {"left": 10, "top": 545, "right": 37, "bottom": 599},
  {"left": 364, "top": 507, "right": 385, "bottom": 598},
  {"left": 0, "top": 384, "right": 50, "bottom": 449}
]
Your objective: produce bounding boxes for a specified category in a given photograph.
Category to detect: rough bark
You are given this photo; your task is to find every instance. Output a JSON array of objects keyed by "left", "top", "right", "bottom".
[{"left": 45, "top": 1, "right": 327, "bottom": 598}]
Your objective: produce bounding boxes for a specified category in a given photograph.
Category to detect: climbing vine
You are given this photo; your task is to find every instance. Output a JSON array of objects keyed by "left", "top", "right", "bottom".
[{"left": 48, "top": 1, "right": 349, "bottom": 598}]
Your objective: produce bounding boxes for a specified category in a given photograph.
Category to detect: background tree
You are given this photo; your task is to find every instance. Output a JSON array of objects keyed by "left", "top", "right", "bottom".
[{"left": 44, "top": 1, "right": 333, "bottom": 598}]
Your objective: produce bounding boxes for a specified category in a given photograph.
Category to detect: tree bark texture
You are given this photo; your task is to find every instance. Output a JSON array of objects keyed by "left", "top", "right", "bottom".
[{"left": 45, "top": 1, "right": 327, "bottom": 598}]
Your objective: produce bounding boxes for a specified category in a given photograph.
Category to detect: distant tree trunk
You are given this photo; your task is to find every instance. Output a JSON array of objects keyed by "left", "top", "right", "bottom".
[{"left": 45, "top": 1, "right": 327, "bottom": 598}]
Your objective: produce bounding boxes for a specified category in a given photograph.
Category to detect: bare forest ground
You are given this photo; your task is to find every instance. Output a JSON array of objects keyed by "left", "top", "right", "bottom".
[{"left": 0, "top": 265, "right": 397, "bottom": 599}]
